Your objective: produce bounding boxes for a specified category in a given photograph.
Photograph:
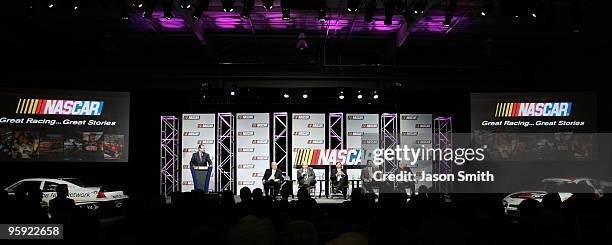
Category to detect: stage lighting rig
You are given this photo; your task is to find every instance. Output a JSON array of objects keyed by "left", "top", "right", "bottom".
[
  {"left": 222, "top": 0, "right": 235, "bottom": 12},
  {"left": 373, "top": 91, "right": 379, "bottom": 99},
  {"left": 444, "top": 0, "right": 457, "bottom": 27},
  {"left": 364, "top": 0, "right": 376, "bottom": 23},
  {"left": 263, "top": 0, "right": 273, "bottom": 10},
  {"left": 347, "top": 0, "right": 360, "bottom": 12},
  {"left": 414, "top": 0, "right": 426, "bottom": 14},
  {"left": 241, "top": 0, "right": 255, "bottom": 18},
  {"left": 357, "top": 91, "right": 363, "bottom": 99},
  {"left": 192, "top": 0, "right": 210, "bottom": 19},
  {"left": 481, "top": 0, "right": 493, "bottom": 16},
  {"left": 118, "top": 0, "right": 129, "bottom": 19},
  {"left": 338, "top": 91, "right": 345, "bottom": 100},
  {"left": 179, "top": 0, "right": 191, "bottom": 9},
  {"left": 281, "top": 0, "right": 290, "bottom": 20},
  {"left": 384, "top": 0, "right": 395, "bottom": 25},
  {"left": 142, "top": 0, "right": 155, "bottom": 19},
  {"left": 161, "top": 0, "right": 174, "bottom": 19}
]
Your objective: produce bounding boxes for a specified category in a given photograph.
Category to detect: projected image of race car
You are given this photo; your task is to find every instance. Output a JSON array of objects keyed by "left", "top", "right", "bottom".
[
  {"left": 502, "top": 178, "right": 605, "bottom": 216},
  {"left": 4, "top": 178, "right": 128, "bottom": 213}
]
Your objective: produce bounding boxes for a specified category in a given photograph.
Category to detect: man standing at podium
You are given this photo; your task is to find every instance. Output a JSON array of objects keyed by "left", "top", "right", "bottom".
[
  {"left": 190, "top": 144, "right": 213, "bottom": 192},
  {"left": 262, "top": 162, "right": 283, "bottom": 197}
]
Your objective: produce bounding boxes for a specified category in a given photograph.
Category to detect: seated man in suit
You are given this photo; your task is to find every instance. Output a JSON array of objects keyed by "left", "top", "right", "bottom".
[
  {"left": 396, "top": 161, "right": 415, "bottom": 195},
  {"left": 297, "top": 163, "right": 316, "bottom": 190},
  {"left": 331, "top": 162, "right": 349, "bottom": 199},
  {"left": 360, "top": 159, "right": 378, "bottom": 193},
  {"left": 262, "top": 162, "right": 284, "bottom": 197}
]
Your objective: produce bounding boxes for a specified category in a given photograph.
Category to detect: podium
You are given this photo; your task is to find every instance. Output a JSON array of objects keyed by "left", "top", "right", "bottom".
[{"left": 192, "top": 166, "right": 212, "bottom": 193}]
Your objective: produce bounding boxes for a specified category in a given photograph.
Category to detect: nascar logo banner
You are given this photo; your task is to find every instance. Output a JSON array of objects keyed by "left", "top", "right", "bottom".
[
  {"left": 346, "top": 113, "right": 380, "bottom": 165},
  {"left": 400, "top": 114, "right": 433, "bottom": 189},
  {"left": 236, "top": 113, "right": 270, "bottom": 191},
  {"left": 181, "top": 114, "right": 216, "bottom": 192}
]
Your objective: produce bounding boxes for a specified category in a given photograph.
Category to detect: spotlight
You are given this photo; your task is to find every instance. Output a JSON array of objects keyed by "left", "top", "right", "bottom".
[
  {"left": 222, "top": 0, "right": 235, "bottom": 12},
  {"left": 302, "top": 93, "right": 308, "bottom": 99},
  {"left": 192, "top": 0, "right": 210, "bottom": 19},
  {"left": 48, "top": 0, "right": 55, "bottom": 8},
  {"left": 414, "top": 0, "right": 426, "bottom": 14},
  {"left": 118, "top": 0, "right": 129, "bottom": 19},
  {"left": 338, "top": 91, "right": 345, "bottom": 100},
  {"left": 263, "top": 0, "right": 273, "bottom": 10},
  {"left": 72, "top": 0, "right": 79, "bottom": 10},
  {"left": 318, "top": 0, "right": 327, "bottom": 23},
  {"left": 230, "top": 91, "right": 236, "bottom": 96},
  {"left": 161, "top": 0, "right": 173, "bottom": 19},
  {"left": 318, "top": 10, "right": 327, "bottom": 22},
  {"left": 282, "top": 8, "right": 290, "bottom": 20},
  {"left": 384, "top": 0, "right": 395, "bottom": 25},
  {"left": 143, "top": 0, "right": 155, "bottom": 19},
  {"left": 283, "top": 93, "right": 290, "bottom": 99},
  {"left": 347, "top": 0, "right": 359, "bottom": 12},
  {"left": 281, "top": 0, "right": 290, "bottom": 20},
  {"left": 241, "top": 0, "right": 254, "bottom": 19},
  {"left": 364, "top": 0, "right": 376, "bottom": 23},
  {"left": 481, "top": 0, "right": 493, "bottom": 16},
  {"left": 444, "top": 0, "right": 457, "bottom": 27},
  {"left": 180, "top": 0, "right": 191, "bottom": 9},
  {"left": 357, "top": 91, "right": 363, "bottom": 99},
  {"left": 373, "top": 91, "right": 379, "bottom": 99}
]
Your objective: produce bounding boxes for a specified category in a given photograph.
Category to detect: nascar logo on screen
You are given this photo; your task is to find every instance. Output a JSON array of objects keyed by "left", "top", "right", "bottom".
[
  {"left": 495, "top": 102, "right": 572, "bottom": 117},
  {"left": 16, "top": 99, "right": 104, "bottom": 116},
  {"left": 294, "top": 148, "right": 362, "bottom": 165}
]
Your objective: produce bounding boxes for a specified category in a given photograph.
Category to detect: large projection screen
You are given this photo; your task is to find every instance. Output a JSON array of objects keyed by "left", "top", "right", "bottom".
[
  {"left": 181, "top": 114, "right": 216, "bottom": 192},
  {"left": 236, "top": 113, "right": 270, "bottom": 191},
  {"left": 0, "top": 89, "right": 130, "bottom": 162}
]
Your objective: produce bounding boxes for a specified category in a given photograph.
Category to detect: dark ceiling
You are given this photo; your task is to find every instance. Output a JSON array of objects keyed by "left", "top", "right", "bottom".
[{"left": 2, "top": 0, "right": 609, "bottom": 90}]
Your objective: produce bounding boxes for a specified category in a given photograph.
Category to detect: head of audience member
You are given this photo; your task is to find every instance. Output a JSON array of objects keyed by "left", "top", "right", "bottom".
[
  {"left": 271, "top": 162, "right": 278, "bottom": 170},
  {"left": 279, "top": 220, "right": 319, "bottom": 245},
  {"left": 542, "top": 193, "right": 562, "bottom": 210},
  {"left": 221, "top": 190, "right": 236, "bottom": 206},
  {"left": 252, "top": 188, "right": 264, "bottom": 201},
  {"left": 56, "top": 184, "right": 69, "bottom": 199},
  {"left": 239, "top": 186, "right": 252, "bottom": 203},
  {"left": 518, "top": 198, "right": 542, "bottom": 218},
  {"left": 297, "top": 187, "right": 310, "bottom": 201},
  {"left": 326, "top": 232, "right": 368, "bottom": 245}
]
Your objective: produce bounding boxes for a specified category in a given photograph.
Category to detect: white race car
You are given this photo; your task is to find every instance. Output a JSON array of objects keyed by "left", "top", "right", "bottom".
[
  {"left": 502, "top": 178, "right": 604, "bottom": 216},
  {"left": 4, "top": 178, "right": 128, "bottom": 212}
]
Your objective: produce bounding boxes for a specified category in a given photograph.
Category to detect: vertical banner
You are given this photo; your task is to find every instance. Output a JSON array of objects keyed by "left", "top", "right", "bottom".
[
  {"left": 291, "top": 113, "right": 326, "bottom": 191},
  {"left": 181, "top": 114, "right": 216, "bottom": 192},
  {"left": 346, "top": 114, "right": 380, "bottom": 183},
  {"left": 236, "top": 113, "right": 271, "bottom": 191},
  {"left": 400, "top": 114, "right": 433, "bottom": 189}
]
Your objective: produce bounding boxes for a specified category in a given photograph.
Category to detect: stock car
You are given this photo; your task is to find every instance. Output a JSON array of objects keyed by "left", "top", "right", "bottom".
[
  {"left": 4, "top": 178, "right": 128, "bottom": 213},
  {"left": 502, "top": 178, "right": 605, "bottom": 216}
]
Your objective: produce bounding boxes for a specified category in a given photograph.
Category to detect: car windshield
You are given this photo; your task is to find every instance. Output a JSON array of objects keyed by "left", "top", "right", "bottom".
[
  {"left": 60, "top": 178, "right": 100, "bottom": 187},
  {"left": 543, "top": 180, "right": 593, "bottom": 193}
]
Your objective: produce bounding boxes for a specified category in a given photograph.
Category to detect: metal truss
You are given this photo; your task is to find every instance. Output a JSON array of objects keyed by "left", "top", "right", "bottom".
[
  {"left": 329, "top": 113, "right": 344, "bottom": 150},
  {"left": 160, "top": 116, "right": 180, "bottom": 198},
  {"left": 381, "top": 113, "right": 399, "bottom": 173},
  {"left": 217, "top": 113, "right": 235, "bottom": 192},
  {"left": 433, "top": 116, "right": 453, "bottom": 193},
  {"left": 273, "top": 112, "right": 289, "bottom": 173}
]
